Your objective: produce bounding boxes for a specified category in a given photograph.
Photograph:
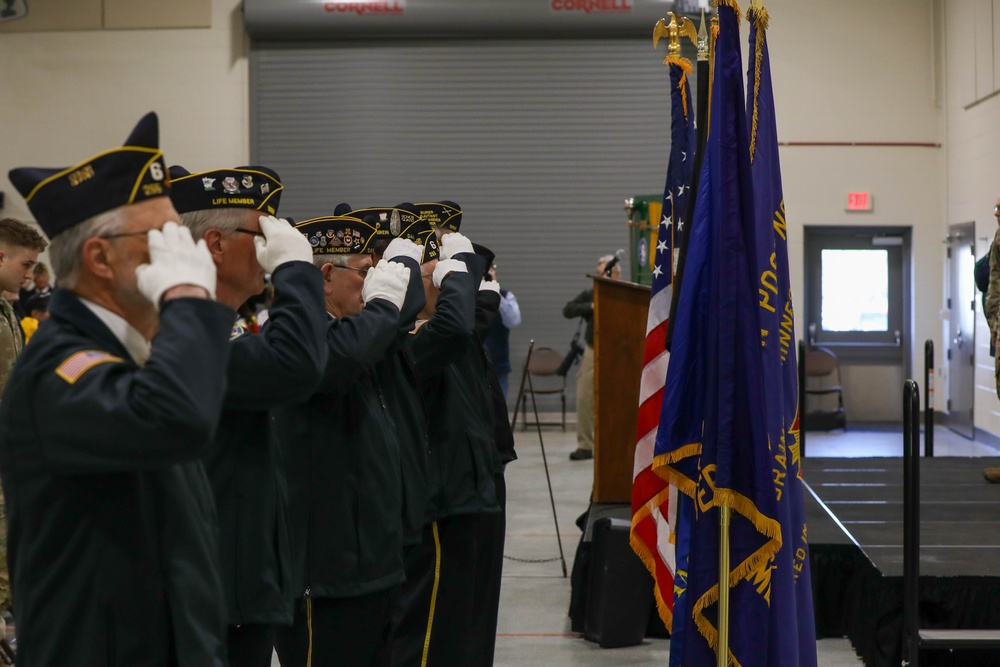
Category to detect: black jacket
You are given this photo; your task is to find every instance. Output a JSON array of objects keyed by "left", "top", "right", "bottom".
[
  {"left": 409, "top": 253, "right": 501, "bottom": 522},
  {"left": 201, "top": 261, "right": 328, "bottom": 625},
  {"left": 476, "top": 288, "right": 517, "bottom": 465},
  {"left": 274, "top": 297, "right": 404, "bottom": 598},
  {"left": 0, "top": 289, "right": 235, "bottom": 667},
  {"left": 374, "top": 255, "right": 428, "bottom": 546}
]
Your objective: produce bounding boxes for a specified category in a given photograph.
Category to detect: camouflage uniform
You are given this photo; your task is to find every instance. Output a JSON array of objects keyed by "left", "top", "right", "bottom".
[
  {"left": 0, "top": 295, "right": 22, "bottom": 612},
  {"left": 987, "top": 228, "right": 1000, "bottom": 398}
]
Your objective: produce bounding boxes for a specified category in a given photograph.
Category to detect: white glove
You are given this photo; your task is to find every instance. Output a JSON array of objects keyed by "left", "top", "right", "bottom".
[
  {"left": 136, "top": 221, "right": 217, "bottom": 310},
  {"left": 253, "top": 215, "right": 313, "bottom": 273},
  {"left": 383, "top": 237, "right": 424, "bottom": 264},
  {"left": 432, "top": 258, "right": 468, "bottom": 288},
  {"left": 439, "top": 232, "right": 474, "bottom": 260},
  {"left": 479, "top": 279, "right": 500, "bottom": 295},
  {"left": 362, "top": 260, "right": 410, "bottom": 311}
]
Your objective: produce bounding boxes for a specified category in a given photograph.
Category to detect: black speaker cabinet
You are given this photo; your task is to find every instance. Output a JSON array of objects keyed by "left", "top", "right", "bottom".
[{"left": 584, "top": 516, "right": 654, "bottom": 648}]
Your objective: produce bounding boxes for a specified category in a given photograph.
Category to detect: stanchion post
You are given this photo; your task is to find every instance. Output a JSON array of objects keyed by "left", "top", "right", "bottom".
[
  {"left": 717, "top": 505, "right": 731, "bottom": 667},
  {"left": 902, "top": 379, "right": 921, "bottom": 667},
  {"left": 924, "top": 340, "right": 934, "bottom": 458},
  {"left": 798, "top": 339, "right": 806, "bottom": 458}
]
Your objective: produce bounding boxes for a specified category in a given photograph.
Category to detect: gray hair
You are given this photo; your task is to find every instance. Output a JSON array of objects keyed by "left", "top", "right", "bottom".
[
  {"left": 597, "top": 254, "right": 614, "bottom": 267},
  {"left": 313, "top": 254, "right": 351, "bottom": 270},
  {"left": 179, "top": 208, "right": 248, "bottom": 241},
  {"left": 49, "top": 207, "right": 126, "bottom": 289}
]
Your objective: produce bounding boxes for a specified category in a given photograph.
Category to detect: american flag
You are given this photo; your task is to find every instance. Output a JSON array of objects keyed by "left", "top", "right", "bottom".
[{"left": 629, "top": 53, "right": 694, "bottom": 630}]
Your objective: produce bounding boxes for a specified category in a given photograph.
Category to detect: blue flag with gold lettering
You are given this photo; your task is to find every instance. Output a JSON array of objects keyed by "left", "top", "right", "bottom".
[
  {"left": 747, "top": 4, "right": 818, "bottom": 666},
  {"left": 654, "top": 2, "right": 782, "bottom": 665}
]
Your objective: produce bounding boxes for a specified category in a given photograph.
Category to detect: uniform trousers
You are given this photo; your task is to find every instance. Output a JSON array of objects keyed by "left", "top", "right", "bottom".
[
  {"left": 274, "top": 587, "right": 399, "bottom": 667},
  {"left": 468, "top": 473, "right": 507, "bottom": 666},
  {"left": 227, "top": 623, "right": 275, "bottom": 667},
  {"left": 575, "top": 345, "right": 595, "bottom": 452},
  {"left": 391, "top": 514, "right": 484, "bottom": 666}
]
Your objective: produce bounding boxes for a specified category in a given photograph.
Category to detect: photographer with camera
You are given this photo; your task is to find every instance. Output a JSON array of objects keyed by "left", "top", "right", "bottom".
[{"left": 562, "top": 253, "right": 622, "bottom": 461}]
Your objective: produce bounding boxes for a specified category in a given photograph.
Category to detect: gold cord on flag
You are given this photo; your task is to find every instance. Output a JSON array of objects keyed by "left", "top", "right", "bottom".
[
  {"left": 748, "top": 5, "right": 770, "bottom": 163},
  {"left": 654, "top": 13, "right": 698, "bottom": 118}
]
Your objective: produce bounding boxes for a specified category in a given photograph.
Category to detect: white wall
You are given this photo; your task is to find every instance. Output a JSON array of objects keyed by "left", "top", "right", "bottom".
[
  {"left": 0, "top": 0, "right": 248, "bottom": 230},
  {"left": 764, "top": 0, "right": 942, "bottom": 421},
  {"left": 945, "top": 0, "right": 1000, "bottom": 437}
]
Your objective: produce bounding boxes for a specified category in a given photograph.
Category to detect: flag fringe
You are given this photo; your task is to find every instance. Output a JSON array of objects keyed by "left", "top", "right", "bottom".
[
  {"left": 748, "top": 5, "right": 769, "bottom": 163},
  {"left": 629, "top": 528, "right": 676, "bottom": 631},
  {"left": 667, "top": 56, "right": 694, "bottom": 119},
  {"left": 714, "top": 487, "right": 782, "bottom": 541},
  {"left": 707, "top": 23, "right": 719, "bottom": 137}
]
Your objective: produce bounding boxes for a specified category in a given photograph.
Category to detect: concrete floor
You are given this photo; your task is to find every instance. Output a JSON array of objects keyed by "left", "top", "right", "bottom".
[{"left": 268, "top": 420, "right": 1000, "bottom": 666}]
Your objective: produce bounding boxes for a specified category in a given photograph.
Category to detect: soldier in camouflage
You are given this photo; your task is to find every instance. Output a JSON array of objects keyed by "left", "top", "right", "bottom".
[
  {"left": 984, "top": 199, "right": 1000, "bottom": 482},
  {"left": 0, "top": 217, "right": 48, "bottom": 615}
]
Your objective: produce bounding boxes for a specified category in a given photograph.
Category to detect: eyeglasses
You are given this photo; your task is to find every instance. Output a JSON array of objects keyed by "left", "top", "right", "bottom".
[
  {"left": 340, "top": 266, "right": 370, "bottom": 278},
  {"left": 233, "top": 228, "right": 265, "bottom": 238},
  {"left": 420, "top": 272, "right": 433, "bottom": 279},
  {"left": 994, "top": 205, "right": 1000, "bottom": 215}
]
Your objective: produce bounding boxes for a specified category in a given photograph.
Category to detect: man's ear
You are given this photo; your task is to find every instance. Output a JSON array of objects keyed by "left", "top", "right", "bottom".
[
  {"left": 204, "top": 229, "right": 225, "bottom": 265},
  {"left": 80, "top": 238, "right": 114, "bottom": 280},
  {"left": 321, "top": 263, "right": 335, "bottom": 283}
]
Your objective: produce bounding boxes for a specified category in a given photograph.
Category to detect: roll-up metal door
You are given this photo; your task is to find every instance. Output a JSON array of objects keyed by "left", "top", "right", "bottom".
[{"left": 251, "top": 37, "right": 689, "bottom": 409}]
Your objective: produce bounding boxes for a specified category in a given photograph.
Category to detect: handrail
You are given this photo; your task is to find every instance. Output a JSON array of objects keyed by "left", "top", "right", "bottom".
[
  {"left": 924, "top": 340, "right": 934, "bottom": 457},
  {"left": 902, "top": 379, "right": 921, "bottom": 666}
]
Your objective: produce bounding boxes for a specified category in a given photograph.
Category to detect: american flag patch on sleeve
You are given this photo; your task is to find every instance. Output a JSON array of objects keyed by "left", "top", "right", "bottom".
[{"left": 56, "top": 350, "right": 124, "bottom": 385}]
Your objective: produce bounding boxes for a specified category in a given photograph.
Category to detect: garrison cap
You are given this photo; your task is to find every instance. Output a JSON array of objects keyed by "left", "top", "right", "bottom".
[
  {"left": 333, "top": 202, "right": 353, "bottom": 216},
  {"left": 24, "top": 292, "right": 51, "bottom": 315},
  {"left": 295, "top": 215, "right": 389, "bottom": 255},
  {"left": 168, "top": 165, "right": 282, "bottom": 216},
  {"left": 392, "top": 203, "right": 439, "bottom": 264},
  {"left": 9, "top": 112, "right": 170, "bottom": 239},
  {"left": 416, "top": 200, "right": 462, "bottom": 232}
]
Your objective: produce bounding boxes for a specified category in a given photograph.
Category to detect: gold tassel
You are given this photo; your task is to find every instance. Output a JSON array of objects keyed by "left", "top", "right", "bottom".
[
  {"left": 707, "top": 22, "right": 720, "bottom": 137},
  {"left": 666, "top": 56, "right": 695, "bottom": 118},
  {"left": 748, "top": 5, "right": 769, "bottom": 163}
]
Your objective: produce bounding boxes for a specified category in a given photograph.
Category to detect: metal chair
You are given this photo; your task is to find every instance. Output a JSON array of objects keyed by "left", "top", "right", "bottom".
[
  {"left": 803, "top": 346, "right": 846, "bottom": 431},
  {"left": 517, "top": 346, "right": 567, "bottom": 431}
]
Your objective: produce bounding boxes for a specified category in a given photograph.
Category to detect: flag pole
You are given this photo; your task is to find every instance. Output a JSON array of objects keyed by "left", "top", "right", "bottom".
[{"left": 717, "top": 505, "right": 731, "bottom": 667}]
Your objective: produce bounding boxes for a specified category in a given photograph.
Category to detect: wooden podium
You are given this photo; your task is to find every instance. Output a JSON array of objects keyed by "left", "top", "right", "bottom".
[{"left": 591, "top": 275, "right": 651, "bottom": 503}]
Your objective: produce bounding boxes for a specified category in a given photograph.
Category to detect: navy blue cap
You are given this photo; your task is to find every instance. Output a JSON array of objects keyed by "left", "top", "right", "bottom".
[
  {"left": 9, "top": 112, "right": 170, "bottom": 238},
  {"left": 415, "top": 200, "right": 462, "bottom": 232},
  {"left": 168, "top": 165, "right": 282, "bottom": 216},
  {"left": 295, "top": 215, "right": 390, "bottom": 255}
]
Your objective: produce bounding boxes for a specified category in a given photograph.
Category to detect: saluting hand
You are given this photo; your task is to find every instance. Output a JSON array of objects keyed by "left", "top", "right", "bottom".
[
  {"left": 136, "top": 221, "right": 217, "bottom": 310},
  {"left": 439, "top": 232, "right": 474, "bottom": 260},
  {"left": 383, "top": 237, "right": 425, "bottom": 264},
  {"left": 362, "top": 260, "right": 411, "bottom": 311},
  {"left": 253, "top": 215, "right": 314, "bottom": 273}
]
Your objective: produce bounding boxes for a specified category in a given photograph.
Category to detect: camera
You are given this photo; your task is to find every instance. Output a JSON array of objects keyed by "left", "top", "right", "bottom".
[{"left": 557, "top": 336, "right": 584, "bottom": 377}]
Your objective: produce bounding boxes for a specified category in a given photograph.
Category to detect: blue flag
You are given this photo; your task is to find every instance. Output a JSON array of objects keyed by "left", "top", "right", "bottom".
[
  {"left": 654, "top": 2, "right": 782, "bottom": 665},
  {"left": 747, "top": 5, "right": 818, "bottom": 666}
]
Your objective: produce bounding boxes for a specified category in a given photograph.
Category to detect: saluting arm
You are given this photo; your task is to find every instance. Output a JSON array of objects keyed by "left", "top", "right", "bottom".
[{"left": 33, "top": 299, "right": 235, "bottom": 474}]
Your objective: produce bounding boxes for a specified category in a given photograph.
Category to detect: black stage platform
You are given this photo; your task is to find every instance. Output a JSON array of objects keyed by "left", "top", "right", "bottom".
[{"left": 805, "top": 456, "right": 1000, "bottom": 667}]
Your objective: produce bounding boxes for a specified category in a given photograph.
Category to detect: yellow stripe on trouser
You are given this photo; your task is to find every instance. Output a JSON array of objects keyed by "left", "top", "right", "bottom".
[
  {"left": 421, "top": 521, "right": 443, "bottom": 667},
  {"left": 307, "top": 597, "right": 314, "bottom": 667}
]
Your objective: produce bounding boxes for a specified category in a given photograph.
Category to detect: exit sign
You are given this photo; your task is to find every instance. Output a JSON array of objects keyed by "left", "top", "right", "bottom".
[{"left": 847, "top": 192, "right": 873, "bottom": 211}]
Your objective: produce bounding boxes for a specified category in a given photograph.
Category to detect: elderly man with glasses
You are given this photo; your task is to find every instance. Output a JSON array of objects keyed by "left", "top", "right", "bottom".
[
  {"left": 2, "top": 112, "right": 234, "bottom": 666},
  {"left": 169, "top": 165, "right": 330, "bottom": 666}
]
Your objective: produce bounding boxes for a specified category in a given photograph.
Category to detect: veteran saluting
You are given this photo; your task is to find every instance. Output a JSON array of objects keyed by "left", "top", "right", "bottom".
[{"left": 1, "top": 113, "right": 234, "bottom": 666}]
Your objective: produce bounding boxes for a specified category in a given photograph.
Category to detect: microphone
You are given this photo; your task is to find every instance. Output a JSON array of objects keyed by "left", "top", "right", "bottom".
[{"left": 603, "top": 249, "right": 626, "bottom": 277}]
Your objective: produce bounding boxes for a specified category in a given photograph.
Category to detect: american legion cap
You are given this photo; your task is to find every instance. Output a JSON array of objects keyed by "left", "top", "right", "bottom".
[
  {"left": 295, "top": 215, "right": 389, "bottom": 255},
  {"left": 168, "top": 165, "right": 282, "bottom": 216},
  {"left": 9, "top": 112, "right": 170, "bottom": 239},
  {"left": 349, "top": 204, "right": 440, "bottom": 264},
  {"left": 415, "top": 200, "right": 462, "bottom": 232}
]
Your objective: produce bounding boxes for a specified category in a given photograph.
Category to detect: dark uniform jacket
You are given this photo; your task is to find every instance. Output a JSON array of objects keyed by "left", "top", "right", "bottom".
[
  {"left": 374, "top": 256, "right": 428, "bottom": 547},
  {"left": 409, "top": 253, "right": 501, "bottom": 523},
  {"left": 0, "top": 289, "right": 235, "bottom": 667},
  {"left": 475, "top": 288, "right": 517, "bottom": 465},
  {"left": 202, "top": 261, "right": 327, "bottom": 626},
  {"left": 274, "top": 296, "right": 404, "bottom": 599},
  {"left": 563, "top": 288, "right": 595, "bottom": 346}
]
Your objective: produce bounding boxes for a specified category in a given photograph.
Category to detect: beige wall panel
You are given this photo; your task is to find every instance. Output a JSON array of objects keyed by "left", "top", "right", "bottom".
[
  {"left": 104, "top": 0, "right": 211, "bottom": 30},
  {"left": 0, "top": 0, "right": 248, "bottom": 229},
  {"left": 0, "top": 0, "right": 101, "bottom": 33},
  {"left": 975, "top": 0, "right": 995, "bottom": 99}
]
